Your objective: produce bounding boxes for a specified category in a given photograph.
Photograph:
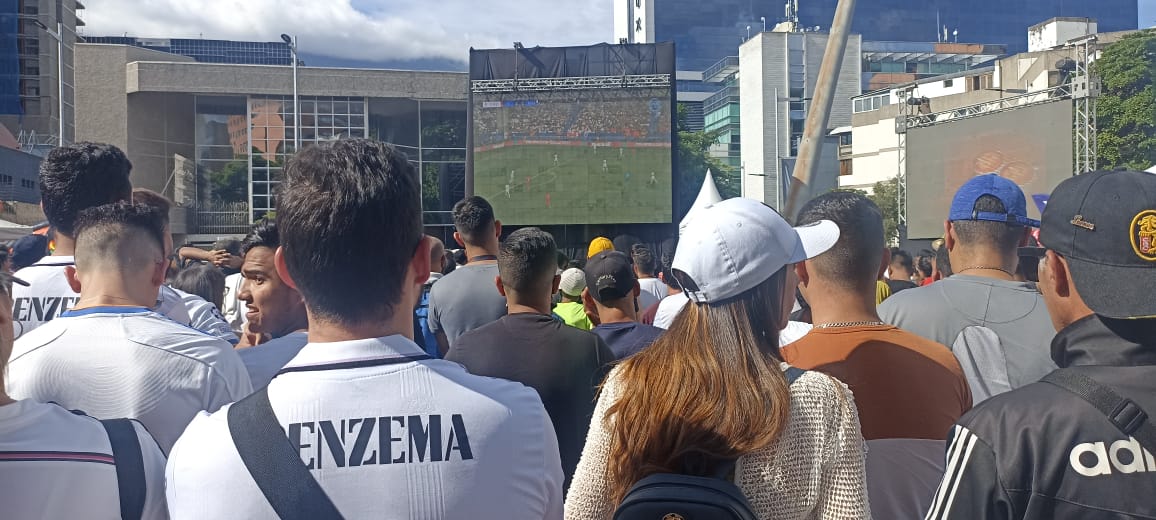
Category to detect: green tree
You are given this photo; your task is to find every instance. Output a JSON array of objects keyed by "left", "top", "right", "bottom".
[
  {"left": 676, "top": 104, "right": 737, "bottom": 216},
  {"left": 868, "top": 177, "right": 900, "bottom": 245},
  {"left": 209, "top": 159, "right": 249, "bottom": 204},
  {"left": 1096, "top": 30, "right": 1156, "bottom": 170}
]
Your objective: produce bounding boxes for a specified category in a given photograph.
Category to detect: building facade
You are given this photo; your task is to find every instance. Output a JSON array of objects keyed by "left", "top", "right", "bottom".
[
  {"left": 0, "top": 0, "right": 83, "bottom": 152},
  {"left": 74, "top": 43, "right": 467, "bottom": 240},
  {"left": 83, "top": 36, "right": 291, "bottom": 65},
  {"left": 739, "top": 31, "right": 861, "bottom": 208},
  {"left": 637, "top": 0, "right": 1135, "bottom": 72}
]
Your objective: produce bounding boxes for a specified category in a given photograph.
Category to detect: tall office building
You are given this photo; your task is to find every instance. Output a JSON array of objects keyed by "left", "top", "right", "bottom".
[
  {"left": 643, "top": 0, "right": 1136, "bottom": 72},
  {"left": 739, "top": 31, "right": 861, "bottom": 208},
  {"left": 83, "top": 36, "right": 291, "bottom": 65},
  {"left": 0, "top": 0, "right": 84, "bottom": 152}
]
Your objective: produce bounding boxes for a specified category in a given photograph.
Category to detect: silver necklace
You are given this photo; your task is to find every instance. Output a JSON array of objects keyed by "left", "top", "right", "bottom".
[
  {"left": 813, "top": 320, "right": 887, "bottom": 329},
  {"left": 957, "top": 265, "right": 1015, "bottom": 278}
]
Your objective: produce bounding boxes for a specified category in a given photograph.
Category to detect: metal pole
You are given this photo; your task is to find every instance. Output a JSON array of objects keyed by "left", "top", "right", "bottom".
[
  {"left": 783, "top": 0, "right": 856, "bottom": 219},
  {"left": 773, "top": 87, "right": 780, "bottom": 209},
  {"left": 56, "top": 22, "right": 64, "bottom": 145},
  {"left": 291, "top": 36, "right": 301, "bottom": 152}
]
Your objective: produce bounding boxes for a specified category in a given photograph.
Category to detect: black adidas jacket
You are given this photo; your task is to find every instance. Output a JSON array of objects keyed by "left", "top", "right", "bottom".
[{"left": 925, "top": 314, "right": 1156, "bottom": 520}]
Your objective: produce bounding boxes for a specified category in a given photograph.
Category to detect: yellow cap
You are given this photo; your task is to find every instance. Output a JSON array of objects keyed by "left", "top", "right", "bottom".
[{"left": 587, "top": 237, "right": 614, "bottom": 258}]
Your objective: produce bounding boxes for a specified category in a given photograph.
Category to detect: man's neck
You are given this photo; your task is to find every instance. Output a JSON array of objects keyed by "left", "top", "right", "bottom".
[
  {"left": 51, "top": 235, "right": 76, "bottom": 257},
  {"left": 636, "top": 271, "right": 655, "bottom": 280},
  {"left": 806, "top": 285, "right": 881, "bottom": 327},
  {"left": 273, "top": 315, "right": 310, "bottom": 339},
  {"left": 462, "top": 243, "right": 498, "bottom": 263},
  {"left": 506, "top": 292, "right": 552, "bottom": 316},
  {"left": 596, "top": 303, "right": 635, "bottom": 325},
  {"left": 306, "top": 311, "right": 412, "bottom": 344},
  {"left": 73, "top": 282, "right": 159, "bottom": 310},
  {"left": 951, "top": 248, "right": 1018, "bottom": 281}
]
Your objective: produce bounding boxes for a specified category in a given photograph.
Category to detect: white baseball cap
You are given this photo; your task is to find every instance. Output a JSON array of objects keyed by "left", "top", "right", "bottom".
[
  {"left": 559, "top": 267, "right": 586, "bottom": 297},
  {"left": 672, "top": 197, "right": 840, "bottom": 303}
]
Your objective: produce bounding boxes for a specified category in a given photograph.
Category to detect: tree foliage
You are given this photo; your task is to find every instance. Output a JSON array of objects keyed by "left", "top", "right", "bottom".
[
  {"left": 676, "top": 104, "right": 738, "bottom": 217},
  {"left": 1096, "top": 30, "right": 1156, "bottom": 170},
  {"left": 869, "top": 177, "right": 900, "bottom": 245}
]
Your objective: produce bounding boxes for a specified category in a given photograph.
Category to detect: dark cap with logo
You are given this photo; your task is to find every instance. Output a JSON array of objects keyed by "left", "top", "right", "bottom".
[
  {"left": 1039, "top": 170, "right": 1156, "bottom": 319},
  {"left": 584, "top": 250, "right": 636, "bottom": 303}
]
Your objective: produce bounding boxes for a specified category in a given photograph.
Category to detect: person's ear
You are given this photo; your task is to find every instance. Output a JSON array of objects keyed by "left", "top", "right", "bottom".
[
  {"left": 493, "top": 220, "right": 503, "bottom": 239},
  {"left": 581, "top": 288, "right": 600, "bottom": 324},
  {"left": 410, "top": 236, "right": 432, "bottom": 287},
  {"left": 150, "top": 258, "right": 167, "bottom": 288},
  {"left": 878, "top": 247, "right": 892, "bottom": 281},
  {"left": 632, "top": 280, "right": 641, "bottom": 297},
  {"left": 274, "top": 246, "right": 298, "bottom": 291},
  {"left": 944, "top": 221, "right": 957, "bottom": 252},
  {"left": 64, "top": 265, "right": 82, "bottom": 294},
  {"left": 495, "top": 275, "right": 507, "bottom": 297},
  {"left": 1046, "top": 251, "right": 1072, "bottom": 298},
  {"left": 794, "top": 261, "right": 810, "bottom": 287},
  {"left": 551, "top": 274, "right": 561, "bottom": 295},
  {"left": 452, "top": 231, "right": 466, "bottom": 249}
]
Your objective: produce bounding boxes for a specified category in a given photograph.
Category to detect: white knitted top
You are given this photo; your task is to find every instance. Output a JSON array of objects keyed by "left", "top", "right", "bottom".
[{"left": 564, "top": 364, "right": 872, "bottom": 520}]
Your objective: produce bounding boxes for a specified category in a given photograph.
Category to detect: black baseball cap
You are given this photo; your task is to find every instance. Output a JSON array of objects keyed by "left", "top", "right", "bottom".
[
  {"left": 1038, "top": 170, "right": 1156, "bottom": 319},
  {"left": 584, "top": 250, "right": 636, "bottom": 303}
]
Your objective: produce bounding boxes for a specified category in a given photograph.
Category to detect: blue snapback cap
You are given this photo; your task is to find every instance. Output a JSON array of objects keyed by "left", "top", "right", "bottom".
[{"left": 948, "top": 173, "right": 1040, "bottom": 227}]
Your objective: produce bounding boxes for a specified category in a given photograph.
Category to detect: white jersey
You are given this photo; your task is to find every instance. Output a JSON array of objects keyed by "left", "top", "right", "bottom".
[
  {"left": 237, "top": 331, "right": 309, "bottom": 389},
  {"left": 13, "top": 256, "right": 192, "bottom": 340},
  {"left": 636, "top": 278, "right": 666, "bottom": 313},
  {"left": 221, "top": 272, "right": 247, "bottom": 333},
  {"left": 0, "top": 400, "right": 168, "bottom": 519},
  {"left": 171, "top": 288, "right": 238, "bottom": 345},
  {"left": 166, "top": 335, "right": 563, "bottom": 519},
  {"left": 6, "top": 306, "right": 253, "bottom": 452}
]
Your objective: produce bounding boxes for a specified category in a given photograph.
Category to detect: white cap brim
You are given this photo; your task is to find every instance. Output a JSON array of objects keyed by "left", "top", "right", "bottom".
[{"left": 788, "top": 219, "right": 841, "bottom": 263}]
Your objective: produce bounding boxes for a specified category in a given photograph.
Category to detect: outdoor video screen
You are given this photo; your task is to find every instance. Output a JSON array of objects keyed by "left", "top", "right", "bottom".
[
  {"left": 905, "top": 102, "right": 1074, "bottom": 238},
  {"left": 472, "top": 88, "right": 673, "bottom": 225}
]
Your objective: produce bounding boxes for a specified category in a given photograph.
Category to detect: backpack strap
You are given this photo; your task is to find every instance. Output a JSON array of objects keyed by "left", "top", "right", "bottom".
[
  {"left": 784, "top": 366, "right": 807, "bottom": 385},
  {"left": 1041, "top": 369, "right": 1156, "bottom": 453},
  {"left": 100, "top": 419, "right": 146, "bottom": 520},
  {"left": 227, "top": 388, "right": 344, "bottom": 519}
]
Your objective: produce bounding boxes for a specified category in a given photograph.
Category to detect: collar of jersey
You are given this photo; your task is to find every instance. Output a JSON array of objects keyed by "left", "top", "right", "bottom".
[
  {"left": 60, "top": 306, "right": 152, "bottom": 318},
  {"left": 29, "top": 255, "right": 75, "bottom": 267},
  {"left": 278, "top": 334, "right": 430, "bottom": 373}
]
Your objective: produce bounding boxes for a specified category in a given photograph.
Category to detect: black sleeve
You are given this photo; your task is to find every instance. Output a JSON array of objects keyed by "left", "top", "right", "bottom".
[{"left": 925, "top": 425, "right": 1015, "bottom": 520}]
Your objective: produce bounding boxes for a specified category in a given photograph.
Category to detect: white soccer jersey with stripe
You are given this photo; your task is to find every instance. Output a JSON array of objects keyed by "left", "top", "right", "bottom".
[
  {"left": 6, "top": 306, "right": 253, "bottom": 453},
  {"left": 13, "top": 256, "right": 192, "bottom": 340},
  {"left": 0, "top": 400, "right": 168, "bottom": 519},
  {"left": 166, "top": 335, "right": 564, "bottom": 519},
  {"left": 170, "top": 288, "right": 239, "bottom": 345}
]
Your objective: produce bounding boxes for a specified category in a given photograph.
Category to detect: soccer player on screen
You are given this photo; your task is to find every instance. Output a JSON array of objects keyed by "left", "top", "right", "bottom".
[
  {"left": 509, "top": 169, "right": 516, "bottom": 184},
  {"left": 504, "top": 184, "right": 511, "bottom": 198},
  {"left": 649, "top": 172, "right": 657, "bottom": 186},
  {"left": 602, "top": 159, "right": 609, "bottom": 174},
  {"left": 619, "top": 147, "right": 624, "bottom": 158},
  {"left": 554, "top": 153, "right": 559, "bottom": 166}
]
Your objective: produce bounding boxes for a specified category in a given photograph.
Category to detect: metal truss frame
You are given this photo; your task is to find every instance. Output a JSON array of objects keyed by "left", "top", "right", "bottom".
[{"left": 470, "top": 74, "right": 671, "bottom": 93}]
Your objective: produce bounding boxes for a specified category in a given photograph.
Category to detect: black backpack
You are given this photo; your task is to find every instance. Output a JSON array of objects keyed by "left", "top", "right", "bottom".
[{"left": 613, "top": 366, "right": 807, "bottom": 520}]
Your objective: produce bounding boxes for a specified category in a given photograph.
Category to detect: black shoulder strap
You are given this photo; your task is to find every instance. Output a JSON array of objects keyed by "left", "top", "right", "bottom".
[
  {"left": 100, "top": 418, "right": 146, "bottom": 520},
  {"left": 1041, "top": 369, "right": 1156, "bottom": 453},
  {"left": 227, "top": 388, "right": 344, "bottom": 520},
  {"left": 784, "top": 366, "right": 807, "bottom": 385}
]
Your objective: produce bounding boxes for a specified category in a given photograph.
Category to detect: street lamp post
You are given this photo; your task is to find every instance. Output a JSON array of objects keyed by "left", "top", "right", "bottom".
[
  {"left": 280, "top": 34, "right": 300, "bottom": 152},
  {"left": 761, "top": 16, "right": 766, "bottom": 32},
  {"left": 33, "top": 20, "right": 64, "bottom": 146}
]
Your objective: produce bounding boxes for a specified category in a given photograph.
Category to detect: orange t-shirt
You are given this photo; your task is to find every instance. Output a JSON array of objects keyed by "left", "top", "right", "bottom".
[{"left": 781, "top": 324, "right": 972, "bottom": 440}]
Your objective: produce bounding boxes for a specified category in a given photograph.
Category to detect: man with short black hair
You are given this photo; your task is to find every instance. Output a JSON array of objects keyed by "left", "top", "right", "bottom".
[
  {"left": 234, "top": 219, "right": 309, "bottom": 387},
  {"left": 428, "top": 196, "right": 508, "bottom": 353},
  {"left": 926, "top": 170, "right": 1156, "bottom": 520},
  {"left": 630, "top": 244, "right": 664, "bottom": 311},
  {"left": 583, "top": 250, "right": 664, "bottom": 359},
  {"left": 13, "top": 143, "right": 192, "bottom": 339},
  {"left": 447, "top": 227, "right": 613, "bottom": 488},
  {"left": 887, "top": 249, "right": 918, "bottom": 294},
  {"left": 166, "top": 139, "right": 563, "bottom": 518},
  {"left": 783, "top": 191, "right": 970, "bottom": 440},
  {"left": 6, "top": 202, "right": 251, "bottom": 452},
  {"left": 880, "top": 174, "right": 1056, "bottom": 403},
  {"left": 934, "top": 244, "right": 953, "bottom": 281}
]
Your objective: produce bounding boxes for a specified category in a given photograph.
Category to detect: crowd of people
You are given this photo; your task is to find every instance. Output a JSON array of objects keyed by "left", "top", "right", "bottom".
[{"left": 1, "top": 139, "right": 1154, "bottom": 520}]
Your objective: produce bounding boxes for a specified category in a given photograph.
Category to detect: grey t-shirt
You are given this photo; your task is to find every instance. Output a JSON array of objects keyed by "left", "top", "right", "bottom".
[
  {"left": 878, "top": 274, "right": 1058, "bottom": 404},
  {"left": 427, "top": 263, "right": 507, "bottom": 345}
]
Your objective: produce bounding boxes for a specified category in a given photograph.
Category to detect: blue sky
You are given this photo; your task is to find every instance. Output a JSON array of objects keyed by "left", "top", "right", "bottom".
[
  {"left": 81, "top": 1, "right": 1154, "bottom": 69},
  {"left": 80, "top": 0, "right": 613, "bottom": 69}
]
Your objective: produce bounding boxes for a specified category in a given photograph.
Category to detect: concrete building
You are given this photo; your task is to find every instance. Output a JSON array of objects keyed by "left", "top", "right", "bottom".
[
  {"left": 738, "top": 30, "right": 861, "bottom": 208},
  {"left": 74, "top": 43, "right": 467, "bottom": 241},
  {"left": 0, "top": 0, "right": 84, "bottom": 153}
]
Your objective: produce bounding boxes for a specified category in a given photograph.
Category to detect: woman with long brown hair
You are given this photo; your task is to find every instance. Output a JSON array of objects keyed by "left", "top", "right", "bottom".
[{"left": 565, "top": 198, "right": 870, "bottom": 519}]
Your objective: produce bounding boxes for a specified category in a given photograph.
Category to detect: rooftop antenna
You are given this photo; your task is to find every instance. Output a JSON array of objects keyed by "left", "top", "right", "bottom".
[{"left": 936, "top": 10, "right": 941, "bottom": 41}]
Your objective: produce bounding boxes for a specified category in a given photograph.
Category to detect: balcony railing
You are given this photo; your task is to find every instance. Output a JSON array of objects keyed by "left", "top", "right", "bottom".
[{"left": 194, "top": 202, "right": 250, "bottom": 235}]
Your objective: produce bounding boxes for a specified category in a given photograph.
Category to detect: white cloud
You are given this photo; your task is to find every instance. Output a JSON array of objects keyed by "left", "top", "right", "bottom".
[{"left": 80, "top": 0, "right": 613, "bottom": 64}]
